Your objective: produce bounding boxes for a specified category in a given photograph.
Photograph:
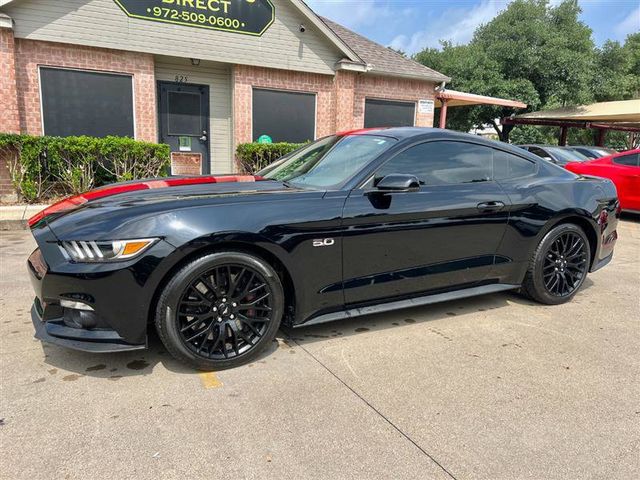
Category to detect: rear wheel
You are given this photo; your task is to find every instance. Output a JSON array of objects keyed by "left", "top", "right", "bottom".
[
  {"left": 521, "top": 224, "right": 591, "bottom": 305},
  {"left": 155, "top": 252, "right": 284, "bottom": 370}
]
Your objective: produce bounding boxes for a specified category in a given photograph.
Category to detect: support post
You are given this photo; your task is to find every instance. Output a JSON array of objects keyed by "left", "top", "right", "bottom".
[
  {"left": 596, "top": 129, "right": 606, "bottom": 147},
  {"left": 559, "top": 126, "right": 568, "bottom": 146},
  {"left": 439, "top": 99, "right": 448, "bottom": 129}
]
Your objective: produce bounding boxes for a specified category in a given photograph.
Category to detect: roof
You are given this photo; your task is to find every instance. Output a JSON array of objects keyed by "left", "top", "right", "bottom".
[
  {"left": 320, "top": 17, "right": 450, "bottom": 83},
  {"left": 515, "top": 99, "right": 640, "bottom": 123},
  {"left": 436, "top": 89, "right": 527, "bottom": 108},
  {"left": 0, "top": 0, "right": 448, "bottom": 82}
]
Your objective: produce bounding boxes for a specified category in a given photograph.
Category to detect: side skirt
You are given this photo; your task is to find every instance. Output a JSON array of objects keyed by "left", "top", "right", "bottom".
[{"left": 297, "top": 283, "right": 521, "bottom": 328}]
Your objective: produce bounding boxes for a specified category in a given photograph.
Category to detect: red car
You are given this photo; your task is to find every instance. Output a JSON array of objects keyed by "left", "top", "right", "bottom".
[{"left": 565, "top": 149, "right": 640, "bottom": 213}]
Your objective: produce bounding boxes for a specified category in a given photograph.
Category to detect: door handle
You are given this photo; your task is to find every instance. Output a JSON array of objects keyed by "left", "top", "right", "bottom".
[
  {"left": 477, "top": 201, "right": 505, "bottom": 212},
  {"left": 199, "top": 130, "right": 208, "bottom": 142}
]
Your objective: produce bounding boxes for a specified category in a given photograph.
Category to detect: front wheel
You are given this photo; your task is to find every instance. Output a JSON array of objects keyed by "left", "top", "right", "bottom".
[
  {"left": 521, "top": 224, "right": 591, "bottom": 305},
  {"left": 155, "top": 252, "right": 284, "bottom": 370}
]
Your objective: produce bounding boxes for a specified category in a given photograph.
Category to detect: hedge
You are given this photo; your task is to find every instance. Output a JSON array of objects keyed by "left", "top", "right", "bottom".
[
  {"left": 236, "top": 142, "right": 306, "bottom": 174},
  {"left": 0, "top": 134, "right": 170, "bottom": 203}
]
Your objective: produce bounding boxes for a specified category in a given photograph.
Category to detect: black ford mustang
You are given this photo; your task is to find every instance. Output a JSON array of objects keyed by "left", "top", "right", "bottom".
[{"left": 27, "top": 128, "right": 619, "bottom": 370}]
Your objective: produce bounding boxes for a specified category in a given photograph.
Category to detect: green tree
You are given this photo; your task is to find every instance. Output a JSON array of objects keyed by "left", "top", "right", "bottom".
[
  {"left": 414, "top": 0, "right": 598, "bottom": 142},
  {"left": 593, "top": 33, "right": 640, "bottom": 101}
]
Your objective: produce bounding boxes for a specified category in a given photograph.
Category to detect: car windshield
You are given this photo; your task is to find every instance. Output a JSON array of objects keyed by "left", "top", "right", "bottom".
[
  {"left": 592, "top": 148, "right": 616, "bottom": 157},
  {"left": 259, "top": 135, "right": 397, "bottom": 189},
  {"left": 562, "top": 148, "right": 592, "bottom": 161},
  {"left": 547, "top": 147, "right": 589, "bottom": 162}
]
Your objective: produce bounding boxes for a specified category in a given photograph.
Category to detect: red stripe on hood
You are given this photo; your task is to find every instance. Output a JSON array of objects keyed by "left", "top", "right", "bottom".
[{"left": 28, "top": 175, "right": 262, "bottom": 227}]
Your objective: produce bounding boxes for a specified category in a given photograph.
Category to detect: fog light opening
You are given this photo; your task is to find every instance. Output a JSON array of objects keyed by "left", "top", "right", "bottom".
[{"left": 60, "top": 300, "right": 94, "bottom": 311}]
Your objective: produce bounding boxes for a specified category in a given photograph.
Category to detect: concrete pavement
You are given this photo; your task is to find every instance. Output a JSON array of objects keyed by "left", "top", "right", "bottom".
[{"left": 1, "top": 218, "right": 639, "bottom": 479}]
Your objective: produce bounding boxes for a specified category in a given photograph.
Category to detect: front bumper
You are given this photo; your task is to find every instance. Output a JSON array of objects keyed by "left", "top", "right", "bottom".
[
  {"left": 31, "top": 301, "right": 146, "bottom": 353},
  {"left": 27, "top": 223, "right": 176, "bottom": 352}
]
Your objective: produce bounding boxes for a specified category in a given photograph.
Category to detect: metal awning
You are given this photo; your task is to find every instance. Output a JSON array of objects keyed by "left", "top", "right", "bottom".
[
  {"left": 502, "top": 99, "right": 640, "bottom": 146},
  {"left": 435, "top": 89, "right": 527, "bottom": 128},
  {"left": 509, "top": 99, "right": 640, "bottom": 123},
  {"left": 435, "top": 90, "right": 527, "bottom": 109}
]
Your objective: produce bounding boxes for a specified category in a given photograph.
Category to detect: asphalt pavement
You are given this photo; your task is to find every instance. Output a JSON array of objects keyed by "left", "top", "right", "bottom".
[{"left": 1, "top": 218, "right": 639, "bottom": 480}]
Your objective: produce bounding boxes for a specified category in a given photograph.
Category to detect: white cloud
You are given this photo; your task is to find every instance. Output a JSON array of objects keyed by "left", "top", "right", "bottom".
[
  {"left": 390, "top": 0, "right": 509, "bottom": 54},
  {"left": 306, "top": 0, "right": 414, "bottom": 30},
  {"left": 614, "top": 6, "right": 639, "bottom": 38}
]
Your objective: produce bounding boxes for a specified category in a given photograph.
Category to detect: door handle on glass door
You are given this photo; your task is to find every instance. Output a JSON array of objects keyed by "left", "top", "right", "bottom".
[
  {"left": 477, "top": 201, "right": 505, "bottom": 212},
  {"left": 200, "top": 131, "right": 208, "bottom": 142}
]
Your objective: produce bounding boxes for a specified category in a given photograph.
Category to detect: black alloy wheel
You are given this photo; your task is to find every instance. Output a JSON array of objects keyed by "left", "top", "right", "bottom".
[
  {"left": 541, "top": 231, "right": 589, "bottom": 297},
  {"left": 177, "top": 265, "right": 274, "bottom": 359},
  {"left": 156, "top": 252, "right": 284, "bottom": 370},
  {"left": 521, "top": 223, "right": 591, "bottom": 305}
]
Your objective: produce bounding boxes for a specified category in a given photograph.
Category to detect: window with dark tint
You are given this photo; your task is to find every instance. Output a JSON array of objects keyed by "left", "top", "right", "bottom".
[
  {"left": 167, "top": 91, "right": 201, "bottom": 135},
  {"left": 40, "top": 67, "right": 134, "bottom": 137},
  {"left": 376, "top": 141, "right": 493, "bottom": 185},
  {"left": 252, "top": 88, "right": 315, "bottom": 143},
  {"left": 494, "top": 150, "right": 536, "bottom": 180},
  {"left": 364, "top": 99, "right": 415, "bottom": 128},
  {"left": 613, "top": 153, "right": 639, "bottom": 167},
  {"left": 528, "top": 147, "right": 550, "bottom": 159}
]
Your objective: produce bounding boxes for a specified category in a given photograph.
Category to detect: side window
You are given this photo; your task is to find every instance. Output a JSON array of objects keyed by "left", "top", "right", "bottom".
[
  {"left": 613, "top": 153, "right": 639, "bottom": 167},
  {"left": 528, "top": 147, "right": 548, "bottom": 158},
  {"left": 494, "top": 150, "right": 536, "bottom": 180},
  {"left": 375, "top": 141, "right": 493, "bottom": 186}
]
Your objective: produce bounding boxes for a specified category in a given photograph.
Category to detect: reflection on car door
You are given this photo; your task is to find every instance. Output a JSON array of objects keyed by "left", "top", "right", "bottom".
[{"left": 341, "top": 141, "right": 511, "bottom": 306}]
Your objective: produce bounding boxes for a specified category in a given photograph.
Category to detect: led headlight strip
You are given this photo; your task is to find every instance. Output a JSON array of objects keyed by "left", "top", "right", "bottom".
[{"left": 60, "top": 239, "right": 158, "bottom": 262}]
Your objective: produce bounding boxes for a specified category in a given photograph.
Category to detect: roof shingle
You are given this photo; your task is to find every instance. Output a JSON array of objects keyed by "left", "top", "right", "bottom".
[{"left": 321, "top": 17, "right": 450, "bottom": 83}]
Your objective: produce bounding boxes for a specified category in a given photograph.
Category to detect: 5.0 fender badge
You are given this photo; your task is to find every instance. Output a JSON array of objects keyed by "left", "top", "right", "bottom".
[{"left": 313, "top": 238, "right": 335, "bottom": 247}]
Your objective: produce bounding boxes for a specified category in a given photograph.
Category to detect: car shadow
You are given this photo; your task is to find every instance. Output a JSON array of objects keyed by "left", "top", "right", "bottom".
[
  {"left": 39, "top": 283, "right": 595, "bottom": 378},
  {"left": 282, "top": 282, "right": 596, "bottom": 346},
  {"left": 39, "top": 328, "right": 281, "bottom": 379},
  {"left": 620, "top": 212, "right": 640, "bottom": 224}
]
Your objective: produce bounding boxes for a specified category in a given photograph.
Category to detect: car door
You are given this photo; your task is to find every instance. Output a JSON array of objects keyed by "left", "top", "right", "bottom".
[
  {"left": 341, "top": 140, "right": 511, "bottom": 306},
  {"left": 607, "top": 153, "right": 640, "bottom": 210}
]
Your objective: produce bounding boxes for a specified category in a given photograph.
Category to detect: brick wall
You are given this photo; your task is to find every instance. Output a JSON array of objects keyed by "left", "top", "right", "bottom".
[
  {"left": 354, "top": 74, "right": 436, "bottom": 129},
  {"left": 233, "top": 65, "right": 437, "bottom": 153},
  {"left": 0, "top": 27, "right": 19, "bottom": 199},
  {"left": 12, "top": 39, "right": 158, "bottom": 142},
  {"left": 0, "top": 27, "right": 20, "bottom": 135},
  {"left": 233, "top": 64, "right": 336, "bottom": 146}
]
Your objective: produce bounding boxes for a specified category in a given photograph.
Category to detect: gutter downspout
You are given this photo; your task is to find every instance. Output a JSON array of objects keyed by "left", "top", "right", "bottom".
[{"left": 436, "top": 82, "right": 448, "bottom": 129}]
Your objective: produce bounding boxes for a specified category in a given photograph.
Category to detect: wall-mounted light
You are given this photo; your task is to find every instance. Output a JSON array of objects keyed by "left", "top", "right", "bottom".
[{"left": 191, "top": 58, "right": 201, "bottom": 66}]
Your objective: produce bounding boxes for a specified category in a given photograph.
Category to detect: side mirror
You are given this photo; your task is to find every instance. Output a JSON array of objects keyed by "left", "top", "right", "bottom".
[{"left": 374, "top": 174, "right": 421, "bottom": 193}]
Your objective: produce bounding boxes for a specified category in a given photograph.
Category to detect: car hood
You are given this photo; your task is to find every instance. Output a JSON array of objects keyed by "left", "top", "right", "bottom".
[{"left": 29, "top": 175, "right": 310, "bottom": 238}]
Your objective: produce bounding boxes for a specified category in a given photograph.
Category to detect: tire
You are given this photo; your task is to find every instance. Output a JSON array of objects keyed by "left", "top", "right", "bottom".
[
  {"left": 155, "top": 251, "right": 284, "bottom": 370},
  {"left": 521, "top": 223, "right": 591, "bottom": 305}
]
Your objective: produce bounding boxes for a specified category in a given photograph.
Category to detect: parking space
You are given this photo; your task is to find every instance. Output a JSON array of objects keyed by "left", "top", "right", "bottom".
[{"left": 1, "top": 218, "right": 639, "bottom": 480}]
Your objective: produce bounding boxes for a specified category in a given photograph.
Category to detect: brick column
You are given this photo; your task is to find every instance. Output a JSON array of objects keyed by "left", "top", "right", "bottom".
[
  {"left": 334, "top": 70, "right": 356, "bottom": 133},
  {"left": 0, "top": 20, "right": 21, "bottom": 134}
]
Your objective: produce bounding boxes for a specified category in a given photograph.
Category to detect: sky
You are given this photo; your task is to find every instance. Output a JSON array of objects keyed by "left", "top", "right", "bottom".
[{"left": 306, "top": 0, "right": 640, "bottom": 55}]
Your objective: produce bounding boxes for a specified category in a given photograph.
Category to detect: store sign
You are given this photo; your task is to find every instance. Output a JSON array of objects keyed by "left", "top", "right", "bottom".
[
  {"left": 114, "top": 0, "right": 275, "bottom": 36},
  {"left": 418, "top": 99, "right": 435, "bottom": 114}
]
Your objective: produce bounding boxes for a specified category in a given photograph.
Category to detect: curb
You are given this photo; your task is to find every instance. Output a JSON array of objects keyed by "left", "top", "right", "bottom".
[{"left": 0, "top": 220, "right": 27, "bottom": 231}]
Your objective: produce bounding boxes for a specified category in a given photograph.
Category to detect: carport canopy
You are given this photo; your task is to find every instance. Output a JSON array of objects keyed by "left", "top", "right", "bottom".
[
  {"left": 435, "top": 89, "right": 527, "bottom": 128},
  {"left": 502, "top": 99, "right": 640, "bottom": 145}
]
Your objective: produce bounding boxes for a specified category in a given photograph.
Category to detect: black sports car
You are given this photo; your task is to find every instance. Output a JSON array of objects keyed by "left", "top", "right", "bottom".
[{"left": 27, "top": 128, "right": 620, "bottom": 370}]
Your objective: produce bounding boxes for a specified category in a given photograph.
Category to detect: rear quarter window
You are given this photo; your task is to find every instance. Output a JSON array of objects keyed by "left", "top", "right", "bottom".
[
  {"left": 613, "top": 153, "right": 639, "bottom": 167},
  {"left": 493, "top": 150, "right": 537, "bottom": 180}
]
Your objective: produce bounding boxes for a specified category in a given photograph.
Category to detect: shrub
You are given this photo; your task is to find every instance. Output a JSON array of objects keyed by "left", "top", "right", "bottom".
[
  {"left": 236, "top": 142, "right": 306, "bottom": 174},
  {"left": 0, "top": 134, "right": 170, "bottom": 203}
]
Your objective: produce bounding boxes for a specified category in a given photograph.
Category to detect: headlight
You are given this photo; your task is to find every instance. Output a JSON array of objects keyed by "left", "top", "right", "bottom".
[{"left": 60, "top": 239, "right": 158, "bottom": 262}]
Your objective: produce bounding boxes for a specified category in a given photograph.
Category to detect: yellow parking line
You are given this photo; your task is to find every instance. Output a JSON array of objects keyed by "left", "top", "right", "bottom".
[{"left": 199, "top": 371, "right": 223, "bottom": 389}]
